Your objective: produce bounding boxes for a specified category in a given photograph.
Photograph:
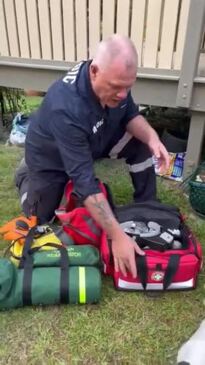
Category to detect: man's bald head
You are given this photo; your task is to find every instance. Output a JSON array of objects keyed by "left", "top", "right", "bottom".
[
  {"left": 92, "top": 34, "right": 138, "bottom": 72},
  {"left": 89, "top": 34, "right": 138, "bottom": 108}
]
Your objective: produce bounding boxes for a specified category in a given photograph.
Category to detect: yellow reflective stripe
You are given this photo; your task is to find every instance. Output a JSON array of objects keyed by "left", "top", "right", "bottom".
[{"left": 79, "top": 267, "right": 86, "bottom": 303}]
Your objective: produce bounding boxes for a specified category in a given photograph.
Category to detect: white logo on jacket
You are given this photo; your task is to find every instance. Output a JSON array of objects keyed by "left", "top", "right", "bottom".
[
  {"left": 92, "top": 119, "right": 104, "bottom": 134},
  {"left": 63, "top": 62, "right": 83, "bottom": 84}
]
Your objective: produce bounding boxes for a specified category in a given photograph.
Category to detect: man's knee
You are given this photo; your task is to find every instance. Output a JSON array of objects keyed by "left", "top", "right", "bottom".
[
  {"left": 23, "top": 182, "right": 66, "bottom": 224},
  {"left": 15, "top": 160, "right": 66, "bottom": 223},
  {"left": 117, "top": 138, "right": 156, "bottom": 201},
  {"left": 15, "top": 159, "right": 30, "bottom": 210}
]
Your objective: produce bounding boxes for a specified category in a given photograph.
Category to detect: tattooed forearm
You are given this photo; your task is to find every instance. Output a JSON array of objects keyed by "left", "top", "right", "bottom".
[
  {"left": 84, "top": 192, "right": 118, "bottom": 236},
  {"left": 91, "top": 194, "right": 114, "bottom": 226}
]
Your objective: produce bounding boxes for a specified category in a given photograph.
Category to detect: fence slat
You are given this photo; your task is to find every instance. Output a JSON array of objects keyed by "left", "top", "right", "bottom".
[
  {"left": 75, "top": 0, "right": 87, "bottom": 60},
  {"left": 116, "top": 0, "right": 130, "bottom": 36},
  {"left": 62, "top": 0, "right": 75, "bottom": 61},
  {"left": 130, "top": 0, "right": 146, "bottom": 67},
  {"left": 38, "top": 0, "right": 52, "bottom": 60},
  {"left": 102, "top": 0, "right": 115, "bottom": 39},
  {"left": 158, "top": 0, "right": 179, "bottom": 69},
  {"left": 26, "top": 0, "right": 40, "bottom": 59},
  {"left": 4, "top": 0, "right": 19, "bottom": 57},
  {"left": 143, "top": 0, "right": 162, "bottom": 68},
  {"left": 50, "top": 0, "right": 63, "bottom": 61},
  {"left": 174, "top": 0, "right": 190, "bottom": 70},
  {"left": 0, "top": 0, "right": 9, "bottom": 56},
  {"left": 88, "top": 0, "right": 100, "bottom": 58},
  {"left": 15, "top": 0, "right": 30, "bottom": 58}
]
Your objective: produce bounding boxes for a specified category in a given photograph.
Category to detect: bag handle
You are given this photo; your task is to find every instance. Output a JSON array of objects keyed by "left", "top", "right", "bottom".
[
  {"left": 163, "top": 254, "right": 180, "bottom": 290},
  {"left": 135, "top": 254, "right": 148, "bottom": 290},
  {"left": 19, "top": 226, "right": 37, "bottom": 268},
  {"left": 21, "top": 241, "right": 70, "bottom": 305},
  {"left": 136, "top": 254, "right": 180, "bottom": 291}
]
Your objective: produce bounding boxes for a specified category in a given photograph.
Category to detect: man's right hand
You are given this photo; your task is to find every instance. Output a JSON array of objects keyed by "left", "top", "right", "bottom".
[
  {"left": 111, "top": 232, "right": 145, "bottom": 278},
  {"left": 84, "top": 192, "right": 145, "bottom": 278}
]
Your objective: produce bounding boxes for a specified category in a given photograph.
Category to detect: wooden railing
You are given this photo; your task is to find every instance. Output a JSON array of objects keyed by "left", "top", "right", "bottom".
[{"left": 1, "top": 0, "right": 204, "bottom": 71}]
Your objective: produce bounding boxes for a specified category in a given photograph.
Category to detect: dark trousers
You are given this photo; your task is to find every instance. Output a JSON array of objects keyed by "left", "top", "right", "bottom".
[{"left": 15, "top": 133, "right": 156, "bottom": 223}]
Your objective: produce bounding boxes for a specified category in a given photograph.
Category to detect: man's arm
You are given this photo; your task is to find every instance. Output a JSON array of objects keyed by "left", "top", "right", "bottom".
[
  {"left": 84, "top": 192, "right": 144, "bottom": 277},
  {"left": 50, "top": 112, "right": 144, "bottom": 277},
  {"left": 126, "top": 115, "right": 170, "bottom": 172}
]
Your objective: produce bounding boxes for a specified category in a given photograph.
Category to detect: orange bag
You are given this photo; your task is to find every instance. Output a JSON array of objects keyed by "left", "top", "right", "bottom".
[{"left": 0, "top": 216, "right": 37, "bottom": 243}]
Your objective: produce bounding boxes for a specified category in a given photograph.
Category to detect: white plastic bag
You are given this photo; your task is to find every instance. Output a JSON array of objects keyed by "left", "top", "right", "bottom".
[
  {"left": 9, "top": 113, "right": 29, "bottom": 146},
  {"left": 9, "top": 129, "right": 26, "bottom": 146},
  {"left": 177, "top": 320, "right": 205, "bottom": 365}
]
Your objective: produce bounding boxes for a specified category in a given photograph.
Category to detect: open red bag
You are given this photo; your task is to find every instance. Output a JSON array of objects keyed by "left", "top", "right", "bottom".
[
  {"left": 55, "top": 180, "right": 108, "bottom": 247},
  {"left": 100, "top": 201, "right": 203, "bottom": 291},
  {"left": 56, "top": 181, "right": 203, "bottom": 291}
]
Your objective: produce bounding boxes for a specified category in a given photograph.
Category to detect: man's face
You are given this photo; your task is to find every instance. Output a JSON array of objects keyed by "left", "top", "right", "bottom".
[{"left": 90, "top": 60, "right": 136, "bottom": 108}]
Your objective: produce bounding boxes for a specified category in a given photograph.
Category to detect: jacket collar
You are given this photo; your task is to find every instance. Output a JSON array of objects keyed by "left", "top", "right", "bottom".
[{"left": 77, "top": 60, "right": 105, "bottom": 115}]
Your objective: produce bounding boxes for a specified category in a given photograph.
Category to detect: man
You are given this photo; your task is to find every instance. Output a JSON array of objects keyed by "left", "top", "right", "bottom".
[{"left": 16, "top": 34, "right": 169, "bottom": 278}]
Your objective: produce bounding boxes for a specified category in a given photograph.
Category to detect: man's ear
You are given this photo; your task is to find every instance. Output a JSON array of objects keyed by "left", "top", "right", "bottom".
[{"left": 90, "top": 63, "right": 99, "bottom": 79}]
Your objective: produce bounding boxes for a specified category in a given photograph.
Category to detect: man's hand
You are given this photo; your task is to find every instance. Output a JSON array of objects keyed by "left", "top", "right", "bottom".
[
  {"left": 127, "top": 115, "right": 170, "bottom": 174},
  {"left": 84, "top": 192, "right": 145, "bottom": 278},
  {"left": 148, "top": 136, "right": 170, "bottom": 174},
  {"left": 111, "top": 232, "right": 145, "bottom": 278}
]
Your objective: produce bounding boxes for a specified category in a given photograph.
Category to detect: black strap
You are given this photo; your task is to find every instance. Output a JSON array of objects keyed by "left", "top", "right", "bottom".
[
  {"left": 163, "top": 254, "right": 180, "bottom": 290},
  {"left": 22, "top": 254, "right": 33, "bottom": 305},
  {"left": 136, "top": 254, "right": 148, "bottom": 290},
  {"left": 19, "top": 226, "right": 37, "bottom": 268},
  {"left": 19, "top": 224, "right": 64, "bottom": 266},
  {"left": 22, "top": 242, "right": 70, "bottom": 305},
  {"left": 136, "top": 254, "right": 180, "bottom": 291},
  {"left": 57, "top": 244, "right": 70, "bottom": 304},
  {"left": 82, "top": 215, "right": 101, "bottom": 237},
  {"left": 64, "top": 223, "right": 96, "bottom": 243}
]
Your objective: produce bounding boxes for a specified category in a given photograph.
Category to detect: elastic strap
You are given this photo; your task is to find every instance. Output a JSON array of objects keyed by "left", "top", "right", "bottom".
[
  {"left": 64, "top": 223, "right": 96, "bottom": 242},
  {"left": 83, "top": 215, "right": 101, "bottom": 237}
]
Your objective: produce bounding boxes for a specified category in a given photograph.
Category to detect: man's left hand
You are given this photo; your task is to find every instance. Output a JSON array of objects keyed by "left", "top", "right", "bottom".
[{"left": 148, "top": 137, "right": 170, "bottom": 174}]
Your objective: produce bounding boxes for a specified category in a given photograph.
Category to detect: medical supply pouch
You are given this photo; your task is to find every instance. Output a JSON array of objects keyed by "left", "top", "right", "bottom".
[
  {"left": 55, "top": 180, "right": 113, "bottom": 246},
  {"left": 101, "top": 200, "right": 202, "bottom": 291},
  {"left": 0, "top": 258, "right": 101, "bottom": 309},
  {"left": 7, "top": 225, "right": 74, "bottom": 266}
]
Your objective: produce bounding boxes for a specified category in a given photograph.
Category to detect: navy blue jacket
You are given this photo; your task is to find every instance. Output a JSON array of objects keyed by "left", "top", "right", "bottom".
[{"left": 25, "top": 61, "right": 139, "bottom": 200}]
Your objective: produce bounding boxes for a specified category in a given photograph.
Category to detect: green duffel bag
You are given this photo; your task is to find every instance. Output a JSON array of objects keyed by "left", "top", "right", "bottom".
[
  {"left": 0, "top": 258, "right": 101, "bottom": 310},
  {"left": 18, "top": 244, "right": 100, "bottom": 268}
]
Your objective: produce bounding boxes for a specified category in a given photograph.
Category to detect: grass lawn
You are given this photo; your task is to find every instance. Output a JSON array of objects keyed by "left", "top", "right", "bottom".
[{"left": 0, "top": 144, "right": 205, "bottom": 365}]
